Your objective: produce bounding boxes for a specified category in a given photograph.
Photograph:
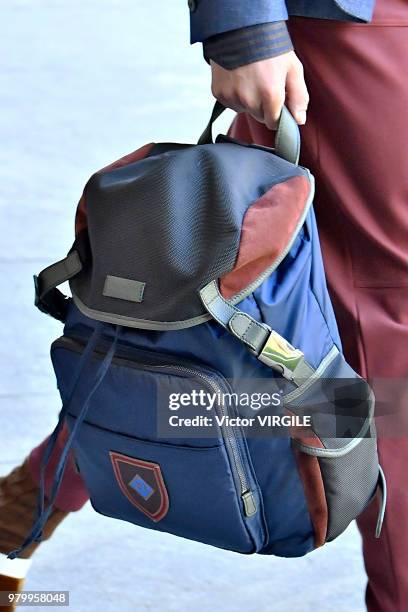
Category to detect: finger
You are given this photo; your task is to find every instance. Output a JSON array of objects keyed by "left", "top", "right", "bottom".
[
  {"left": 260, "top": 85, "right": 286, "bottom": 130},
  {"left": 285, "top": 62, "right": 309, "bottom": 125}
]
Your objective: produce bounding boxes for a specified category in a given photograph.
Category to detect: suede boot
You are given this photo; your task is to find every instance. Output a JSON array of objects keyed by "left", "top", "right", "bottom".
[{"left": 0, "top": 459, "right": 68, "bottom": 611}]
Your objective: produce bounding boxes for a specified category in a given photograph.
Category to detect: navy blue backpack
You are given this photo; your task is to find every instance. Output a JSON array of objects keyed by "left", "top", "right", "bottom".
[{"left": 13, "top": 103, "right": 386, "bottom": 559}]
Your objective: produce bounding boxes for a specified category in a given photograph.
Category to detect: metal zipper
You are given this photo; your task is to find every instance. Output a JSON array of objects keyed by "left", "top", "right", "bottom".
[
  {"left": 162, "top": 362, "right": 256, "bottom": 517},
  {"left": 53, "top": 336, "right": 257, "bottom": 518}
]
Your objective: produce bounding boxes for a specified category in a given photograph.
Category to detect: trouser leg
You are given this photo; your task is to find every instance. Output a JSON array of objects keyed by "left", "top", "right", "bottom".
[
  {"left": 27, "top": 425, "right": 90, "bottom": 513},
  {"left": 229, "top": 1, "right": 408, "bottom": 608},
  {"left": 290, "top": 7, "right": 408, "bottom": 610}
]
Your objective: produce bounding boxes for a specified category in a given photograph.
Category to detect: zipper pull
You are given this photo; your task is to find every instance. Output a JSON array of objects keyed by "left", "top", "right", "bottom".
[{"left": 242, "top": 490, "right": 257, "bottom": 517}]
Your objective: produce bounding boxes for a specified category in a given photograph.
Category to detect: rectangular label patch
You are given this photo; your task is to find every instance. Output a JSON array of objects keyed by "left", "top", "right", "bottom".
[{"left": 103, "top": 275, "right": 145, "bottom": 303}]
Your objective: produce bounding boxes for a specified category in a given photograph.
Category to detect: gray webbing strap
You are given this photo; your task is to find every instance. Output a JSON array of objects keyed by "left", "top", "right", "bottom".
[
  {"left": 275, "top": 105, "right": 301, "bottom": 165},
  {"left": 197, "top": 100, "right": 226, "bottom": 146},
  {"left": 200, "top": 281, "right": 270, "bottom": 352},
  {"left": 198, "top": 101, "right": 300, "bottom": 166},
  {"left": 199, "top": 280, "right": 314, "bottom": 385},
  {"left": 34, "top": 251, "right": 82, "bottom": 322}
]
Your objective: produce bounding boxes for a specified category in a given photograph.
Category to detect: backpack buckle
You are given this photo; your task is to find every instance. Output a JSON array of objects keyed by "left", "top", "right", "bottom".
[{"left": 258, "top": 330, "right": 304, "bottom": 380}]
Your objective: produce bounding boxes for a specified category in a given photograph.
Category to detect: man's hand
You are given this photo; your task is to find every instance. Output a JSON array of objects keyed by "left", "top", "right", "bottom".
[{"left": 210, "top": 51, "right": 309, "bottom": 128}]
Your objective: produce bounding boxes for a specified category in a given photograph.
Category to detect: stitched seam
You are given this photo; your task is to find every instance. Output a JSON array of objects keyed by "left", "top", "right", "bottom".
[
  {"left": 245, "top": 319, "right": 265, "bottom": 351},
  {"left": 204, "top": 291, "right": 218, "bottom": 306},
  {"left": 205, "top": 281, "right": 237, "bottom": 320},
  {"left": 240, "top": 322, "right": 257, "bottom": 350},
  {"left": 294, "top": 437, "right": 363, "bottom": 457},
  {"left": 102, "top": 278, "right": 146, "bottom": 303},
  {"left": 230, "top": 314, "right": 258, "bottom": 350},
  {"left": 203, "top": 282, "right": 266, "bottom": 351},
  {"left": 72, "top": 294, "right": 212, "bottom": 330}
]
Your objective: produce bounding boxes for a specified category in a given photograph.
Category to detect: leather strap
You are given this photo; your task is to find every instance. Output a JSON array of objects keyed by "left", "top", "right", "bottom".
[
  {"left": 198, "top": 101, "right": 300, "bottom": 165},
  {"left": 199, "top": 280, "right": 313, "bottom": 384},
  {"left": 34, "top": 251, "right": 82, "bottom": 322}
]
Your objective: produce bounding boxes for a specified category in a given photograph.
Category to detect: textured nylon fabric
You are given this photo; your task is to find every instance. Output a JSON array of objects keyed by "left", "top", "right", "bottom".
[
  {"left": 71, "top": 142, "right": 307, "bottom": 326},
  {"left": 286, "top": 349, "right": 379, "bottom": 542},
  {"left": 319, "top": 436, "right": 378, "bottom": 541},
  {"left": 59, "top": 297, "right": 315, "bottom": 557}
]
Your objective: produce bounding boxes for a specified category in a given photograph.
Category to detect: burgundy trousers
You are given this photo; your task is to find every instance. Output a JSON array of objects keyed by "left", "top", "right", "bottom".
[
  {"left": 28, "top": 0, "right": 407, "bottom": 608},
  {"left": 229, "top": 1, "right": 408, "bottom": 609}
]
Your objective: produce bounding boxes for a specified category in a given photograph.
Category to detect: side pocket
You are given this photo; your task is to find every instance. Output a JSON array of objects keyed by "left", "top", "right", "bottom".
[
  {"left": 285, "top": 347, "right": 381, "bottom": 544},
  {"left": 317, "top": 437, "right": 379, "bottom": 541}
]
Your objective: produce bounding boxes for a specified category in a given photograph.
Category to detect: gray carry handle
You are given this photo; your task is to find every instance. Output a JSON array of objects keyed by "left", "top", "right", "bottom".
[{"left": 198, "top": 100, "right": 300, "bottom": 165}]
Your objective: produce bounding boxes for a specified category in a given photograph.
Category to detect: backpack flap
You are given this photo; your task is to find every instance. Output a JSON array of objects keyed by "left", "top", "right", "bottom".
[{"left": 34, "top": 105, "right": 313, "bottom": 331}]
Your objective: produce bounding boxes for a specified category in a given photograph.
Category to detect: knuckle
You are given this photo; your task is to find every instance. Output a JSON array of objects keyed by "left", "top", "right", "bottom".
[
  {"left": 262, "top": 86, "right": 284, "bottom": 106},
  {"left": 236, "top": 92, "right": 255, "bottom": 111}
]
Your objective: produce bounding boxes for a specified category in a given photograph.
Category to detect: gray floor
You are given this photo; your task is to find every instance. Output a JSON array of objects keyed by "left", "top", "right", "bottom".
[{"left": 0, "top": 2, "right": 367, "bottom": 610}]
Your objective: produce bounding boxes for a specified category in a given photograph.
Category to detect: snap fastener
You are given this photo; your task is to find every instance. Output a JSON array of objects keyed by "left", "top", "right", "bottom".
[{"left": 188, "top": 0, "right": 197, "bottom": 12}]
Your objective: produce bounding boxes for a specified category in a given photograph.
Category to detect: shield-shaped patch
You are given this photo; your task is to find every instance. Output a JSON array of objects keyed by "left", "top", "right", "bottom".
[{"left": 109, "top": 451, "right": 169, "bottom": 522}]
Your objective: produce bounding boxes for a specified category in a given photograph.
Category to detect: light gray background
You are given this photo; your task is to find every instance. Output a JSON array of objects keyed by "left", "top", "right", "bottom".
[{"left": 0, "top": 2, "right": 367, "bottom": 610}]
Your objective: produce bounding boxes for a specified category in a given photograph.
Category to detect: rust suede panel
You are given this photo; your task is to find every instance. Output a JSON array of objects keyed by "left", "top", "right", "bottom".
[
  {"left": 75, "top": 142, "right": 154, "bottom": 235},
  {"left": 289, "top": 404, "right": 327, "bottom": 547},
  {"left": 220, "top": 175, "right": 311, "bottom": 299},
  {"left": 294, "top": 447, "right": 328, "bottom": 548},
  {"left": 287, "top": 407, "right": 325, "bottom": 450}
]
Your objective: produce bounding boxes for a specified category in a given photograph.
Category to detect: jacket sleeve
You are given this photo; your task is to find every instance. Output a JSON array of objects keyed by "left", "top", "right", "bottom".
[
  {"left": 189, "top": 0, "right": 289, "bottom": 43},
  {"left": 203, "top": 22, "right": 293, "bottom": 70}
]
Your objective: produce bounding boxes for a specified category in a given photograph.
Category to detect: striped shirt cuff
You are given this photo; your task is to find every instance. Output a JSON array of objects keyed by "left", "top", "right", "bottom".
[{"left": 203, "top": 21, "right": 293, "bottom": 70}]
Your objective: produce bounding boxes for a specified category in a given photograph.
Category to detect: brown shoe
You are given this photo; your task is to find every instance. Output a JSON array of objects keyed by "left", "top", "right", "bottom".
[
  {"left": 0, "top": 459, "right": 69, "bottom": 611},
  {"left": 0, "top": 558, "right": 29, "bottom": 611}
]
